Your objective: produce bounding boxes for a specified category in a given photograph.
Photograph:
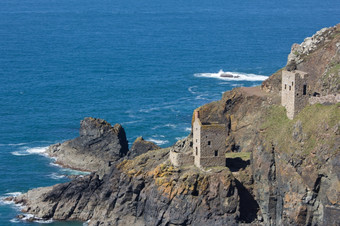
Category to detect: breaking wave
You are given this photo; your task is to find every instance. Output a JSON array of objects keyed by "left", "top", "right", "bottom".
[
  {"left": 11, "top": 146, "right": 48, "bottom": 156},
  {"left": 194, "top": 70, "right": 268, "bottom": 81},
  {"left": 146, "top": 138, "right": 169, "bottom": 146}
]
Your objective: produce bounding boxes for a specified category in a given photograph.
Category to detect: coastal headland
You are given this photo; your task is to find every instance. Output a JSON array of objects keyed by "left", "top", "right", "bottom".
[{"left": 5, "top": 24, "right": 340, "bottom": 225}]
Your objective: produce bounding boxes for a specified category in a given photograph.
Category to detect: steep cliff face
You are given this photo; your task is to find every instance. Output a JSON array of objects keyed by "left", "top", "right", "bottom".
[{"left": 252, "top": 104, "right": 339, "bottom": 225}]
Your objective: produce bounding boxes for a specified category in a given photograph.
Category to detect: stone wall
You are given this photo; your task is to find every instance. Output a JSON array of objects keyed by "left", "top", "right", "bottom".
[
  {"left": 169, "top": 150, "right": 194, "bottom": 167},
  {"left": 199, "top": 156, "right": 226, "bottom": 168},
  {"left": 309, "top": 94, "right": 340, "bottom": 105},
  {"left": 281, "top": 70, "right": 309, "bottom": 119},
  {"left": 193, "top": 115, "right": 202, "bottom": 167},
  {"left": 196, "top": 124, "right": 227, "bottom": 168}
]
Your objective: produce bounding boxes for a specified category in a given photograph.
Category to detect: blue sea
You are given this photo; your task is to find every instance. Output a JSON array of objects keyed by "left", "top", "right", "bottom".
[{"left": 0, "top": 0, "right": 339, "bottom": 225}]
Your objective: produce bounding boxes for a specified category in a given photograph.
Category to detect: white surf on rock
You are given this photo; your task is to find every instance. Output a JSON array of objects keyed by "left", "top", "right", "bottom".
[
  {"left": 194, "top": 70, "right": 268, "bottom": 81},
  {"left": 11, "top": 146, "right": 48, "bottom": 156}
]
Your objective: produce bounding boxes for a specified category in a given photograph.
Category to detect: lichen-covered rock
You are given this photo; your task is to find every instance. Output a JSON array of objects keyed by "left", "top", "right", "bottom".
[
  {"left": 13, "top": 148, "right": 243, "bottom": 226},
  {"left": 47, "top": 117, "right": 129, "bottom": 173}
]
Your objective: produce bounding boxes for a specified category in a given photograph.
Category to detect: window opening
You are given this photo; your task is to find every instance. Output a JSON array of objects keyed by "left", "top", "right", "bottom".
[
  {"left": 303, "top": 85, "right": 307, "bottom": 95},
  {"left": 196, "top": 147, "right": 198, "bottom": 155},
  {"left": 289, "top": 86, "right": 291, "bottom": 91},
  {"left": 208, "top": 141, "right": 211, "bottom": 145},
  {"left": 285, "top": 84, "right": 287, "bottom": 89},
  {"left": 214, "top": 150, "right": 218, "bottom": 156}
]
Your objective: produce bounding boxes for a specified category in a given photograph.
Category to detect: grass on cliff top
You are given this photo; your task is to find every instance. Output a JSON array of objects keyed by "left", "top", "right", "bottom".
[
  {"left": 261, "top": 103, "right": 339, "bottom": 157},
  {"left": 225, "top": 152, "right": 251, "bottom": 161}
]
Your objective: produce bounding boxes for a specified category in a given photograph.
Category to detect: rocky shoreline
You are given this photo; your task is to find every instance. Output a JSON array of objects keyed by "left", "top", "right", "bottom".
[{"left": 4, "top": 24, "right": 340, "bottom": 225}]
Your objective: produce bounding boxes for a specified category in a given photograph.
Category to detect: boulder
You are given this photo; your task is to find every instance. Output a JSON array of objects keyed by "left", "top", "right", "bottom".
[{"left": 127, "top": 137, "right": 160, "bottom": 158}]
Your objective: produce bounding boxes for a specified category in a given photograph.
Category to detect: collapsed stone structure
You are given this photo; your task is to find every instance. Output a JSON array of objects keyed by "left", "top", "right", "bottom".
[
  {"left": 170, "top": 110, "right": 227, "bottom": 168},
  {"left": 281, "top": 70, "right": 309, "bottom": 119}
]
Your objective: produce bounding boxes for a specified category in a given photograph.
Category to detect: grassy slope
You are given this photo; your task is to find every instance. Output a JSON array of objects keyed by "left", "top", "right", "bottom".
[{"left": 261, "top": 103, "right": 340, "bottom": 161}]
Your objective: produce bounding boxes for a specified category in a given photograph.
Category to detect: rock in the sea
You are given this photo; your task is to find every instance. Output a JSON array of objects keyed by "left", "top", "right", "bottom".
[
  {"left": 47, "top": 117, "right": 129, "bottom": 173},
  {"left": 127, "top": 136, "right": 160, "bottom": 158}
]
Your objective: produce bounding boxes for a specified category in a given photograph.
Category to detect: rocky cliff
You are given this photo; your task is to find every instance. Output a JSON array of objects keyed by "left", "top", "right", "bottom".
[
  {"left": 13, "top": 147, "right": 246, "bottom": 225},
  {"left": 6, "top": 24, "right": 340, "bottom": 225},
  {"left": 46, "top": 117, "right": 129, "bottom": 174},
  {"left": 262, "top": 24, "right": 340, "bottom": 95}
]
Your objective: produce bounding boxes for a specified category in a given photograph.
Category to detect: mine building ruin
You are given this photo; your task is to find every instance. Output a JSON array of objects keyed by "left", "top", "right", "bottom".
[
  {"left": 192, "top": 111, "right": 227, "bottom": 168},
  {"left": 281, "top": 70, "right": 309, "bottom": 119}
]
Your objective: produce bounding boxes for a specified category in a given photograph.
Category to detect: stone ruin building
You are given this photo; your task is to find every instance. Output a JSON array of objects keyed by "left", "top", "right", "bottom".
[
  {"left": 281, "top": 70, "right": 309, "bottom": 119},
  {"left": 281, "top": 69, "right": 340, "bottom": 119},
  {"left": 169, "top": 110, "right": 227, "bottom": 168}
]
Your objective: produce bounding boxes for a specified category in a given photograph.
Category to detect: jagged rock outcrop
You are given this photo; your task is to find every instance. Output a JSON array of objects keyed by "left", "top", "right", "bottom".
[
  {"left": 47, "top": 117, "right": 129, "bottom": 173},
  {"left": 12, "top": 148, "right": 244, "bottom": 225},
  {"left": 127, "top": 137, "right": 160, "bottom": 158},
  {"left": 262, "top": 24, "right": 340, "bottom": 95}
]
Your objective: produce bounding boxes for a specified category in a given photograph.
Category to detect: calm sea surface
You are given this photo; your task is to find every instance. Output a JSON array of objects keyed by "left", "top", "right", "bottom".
[{"left": 1, "top": 0, "right": 339, "bottom": 225}]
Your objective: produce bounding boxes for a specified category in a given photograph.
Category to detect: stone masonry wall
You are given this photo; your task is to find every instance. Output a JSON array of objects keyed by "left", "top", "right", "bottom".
[
  {"left": 282, "top": 71, "right": 296, "bottom": 119},
  {"left": 281, "top": 70, "right": 309, "bottom": 119},
  {"left": 193, "top": 117, "right": 201, "bottom": 167},
  {"left": 198, "top": 125, "right": 227, "bottom": 167},
  {"left": 293, "top": 71, "right": 309, "bottom": 116},
  {"left": 169, "top": 150, "right": 194, "bottom": 167}
]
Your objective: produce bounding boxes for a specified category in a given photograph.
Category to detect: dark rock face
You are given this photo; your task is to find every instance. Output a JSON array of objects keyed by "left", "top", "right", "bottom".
[
  {"left": 285, "top": 59, "right": 297, "bottom": 71},
  {"left": 252, "top": 104, "right": 340, "bottom": 225},
  {"left": 47, "top": 117, "right": 129, "bottom": 173},
  {"left": 14, "top": 149, "right": 242, "bottom": 226},
  {"left": 127, "top": 137, "right": 160, "bottom": 159},
  {"left": 75, "top": 117, "right": 129, "bottom": 157}
]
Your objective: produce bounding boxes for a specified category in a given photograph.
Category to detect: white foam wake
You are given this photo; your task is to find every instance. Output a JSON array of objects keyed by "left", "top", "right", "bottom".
[
  {"left": 194, "top": 69, "right": 268, "bottom": 81},
  {"left": 11, "top": 146, "right": 48, "bottom": 156}
]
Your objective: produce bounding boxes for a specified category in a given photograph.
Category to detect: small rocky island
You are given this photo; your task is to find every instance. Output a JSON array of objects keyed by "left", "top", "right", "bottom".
[{"left": 5, "top": 24, "right": 340, "bottom": 225}]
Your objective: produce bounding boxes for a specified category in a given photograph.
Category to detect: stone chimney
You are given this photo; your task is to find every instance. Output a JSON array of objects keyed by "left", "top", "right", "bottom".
[{"left": 195, "top": 110, "right": 199, "bottom": 119}]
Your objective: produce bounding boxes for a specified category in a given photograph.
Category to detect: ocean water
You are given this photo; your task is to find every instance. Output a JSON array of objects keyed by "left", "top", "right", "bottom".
[{"left": 0, "top": 0, "right": 339, "bottom": 224}]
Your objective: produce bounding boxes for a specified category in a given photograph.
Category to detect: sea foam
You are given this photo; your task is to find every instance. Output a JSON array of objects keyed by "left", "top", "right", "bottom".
[
  {"left": 146, "top": 138, "right": 169, "bottom": 146},
  {"left": 194, "top": 70, "right": 268, "bottom": 81},
  {"left": 11, "top": 146, "right": 48, "bottom": 156}
]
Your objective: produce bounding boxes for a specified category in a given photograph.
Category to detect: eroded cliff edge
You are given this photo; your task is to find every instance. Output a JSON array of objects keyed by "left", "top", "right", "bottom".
[{"left": 7, "top": 24, "right": 340, "bottom": 225}]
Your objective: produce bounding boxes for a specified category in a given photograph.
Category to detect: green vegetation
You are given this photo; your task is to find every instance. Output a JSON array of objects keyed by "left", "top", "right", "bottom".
[
  {"left": 225, "top": 152, "right": 251, "bottom": 161},
  {"left": 325, "top": 62, "right": 340, "bottom": 77},
  {"left": 261, "top": 104, "right": 340, "bottom": 158}
]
